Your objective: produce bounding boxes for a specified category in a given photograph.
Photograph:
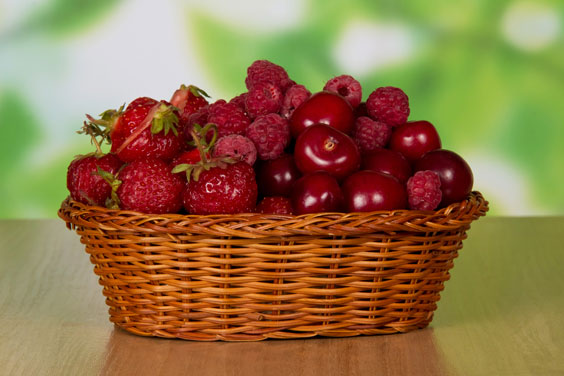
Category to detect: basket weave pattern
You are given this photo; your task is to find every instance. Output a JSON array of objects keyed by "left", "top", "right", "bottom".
[{"left": 59, "top": 191, "right": 487, "bottom": 341}]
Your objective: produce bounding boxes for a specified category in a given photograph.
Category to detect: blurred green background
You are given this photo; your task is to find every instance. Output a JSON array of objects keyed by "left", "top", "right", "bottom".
[{"left": 0, "top": 0, "right": 563, "bottom": 218}]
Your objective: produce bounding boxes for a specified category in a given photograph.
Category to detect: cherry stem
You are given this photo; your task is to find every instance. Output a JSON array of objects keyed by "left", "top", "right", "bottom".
[{"left": 324, "top": 138, "right": 337, "bottom": 152}]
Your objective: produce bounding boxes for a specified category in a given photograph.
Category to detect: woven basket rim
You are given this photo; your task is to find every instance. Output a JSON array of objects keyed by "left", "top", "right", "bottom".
[{"left": 59, "top": 191, "right": 488, "bottom": 237}]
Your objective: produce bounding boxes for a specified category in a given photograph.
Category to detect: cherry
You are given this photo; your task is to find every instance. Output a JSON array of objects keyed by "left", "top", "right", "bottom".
[
  {"left": 294, "top": 124, "right": 360, "bottom": 181},
  {"left": 291, "top": 172, "right": 343, "bottom": 215},
  {"left": 414, "top": 149, "right": 473, "bottom": 207},
  {"left": 361, "top": 147, "right": 412, "bottom": 184},
  {"left": 342, "top": 170, "right": 407, "bottom": 212},
  {"left": 256, "top": 154, "right": 302, "bottom": 197},
  {"left": 289, "top": 91, "right": 355, "bottom": 138},
  {"left": 389, "top": 120, "right": 441, "bottom": 162}
]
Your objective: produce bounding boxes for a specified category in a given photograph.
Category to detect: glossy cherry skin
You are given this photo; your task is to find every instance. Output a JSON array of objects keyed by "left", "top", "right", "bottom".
[
  {"left": 289, "top": 91, "right": 355, "bottom": 138},
  {"left": 361, "top": 147, "right": 412, "bottom": 184},
  {"left": 389, "top": 120, "right": 441, "bottom": 162},
  {"left": 256, "top": 154, "right": 302, "bottom": 197},
  {"left": 291, "top": 172, "right": 344, "bottom": 215},
  {"left": 294, "top": 124, "right": 361, "bottom": 181},
  {"left": 414, "top": 149, "right": 473, "bottom": 207},
  {"left": 342, "top": 170, "right": 407, "bottom": 212}
]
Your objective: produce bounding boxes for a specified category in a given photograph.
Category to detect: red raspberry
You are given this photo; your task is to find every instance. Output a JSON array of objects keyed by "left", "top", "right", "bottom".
[
  {"left": 184, "top": 161, "right": 257, "bottom": 215},
  {"left": 117, "top": 158, "right": 184, "bottom": 214},
  {"left": 280, "top": 84, "right": 311, "bottom": 119},
  {"left": 353, "top": 116, "right": 392, "bottom": 153},
  {"left": 229, "top": 93, "right": 248, "bottom": 112},
  {"left": 366, "top": 86, "right": 410, "bottom": 127},
  {"left": 245, "top": 82, "right": 282, "bottom": 119},
  {"left": 257, "top": 196, "right": 293, "bottom": 215},
  {"left": 406, "top": 170, "right": 442, "bottom": 211},
  {"left": 246, "top": 113, "right": 290, "bottom": 160},
  {"left": 323, "top": 75, "right": 363, "bottom": 108},
  {"left": 208, "top": 100, "right": 251, "bottom": 138},
  {"left": 245, "top": 60, "right": 293, "bottom": 93},
  {"left": 67, "top": 153, "right": 123, "bottom": 206},
  {"left": 183, "top": 105, "right": 209, "bottom": 140},
  {"left": 213, "top": 134, "right": 257, "bottom": 165}
]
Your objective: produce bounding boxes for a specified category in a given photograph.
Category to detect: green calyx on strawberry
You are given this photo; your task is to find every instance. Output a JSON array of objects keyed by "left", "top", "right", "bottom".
[
  {"left": 85, "top": 97, "right": 183, "bottom": 162},
  {"left": 95, "top": 166, "right": 122, "bottom": 209},
  {"left": 170, "top": 84, "right": 210, "bottom": 118},
  {"left": 172, "top": 123, "right": 236, "bottom": 182}
]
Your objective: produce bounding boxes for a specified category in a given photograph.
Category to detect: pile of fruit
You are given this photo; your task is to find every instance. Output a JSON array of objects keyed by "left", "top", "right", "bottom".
[{"left": 66, "top": 60, "right": 474, "bottom": 216}]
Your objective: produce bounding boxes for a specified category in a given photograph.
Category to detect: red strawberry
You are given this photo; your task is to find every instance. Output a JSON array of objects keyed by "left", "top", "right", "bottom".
[
  {"left": 86, "top": 97, "right": 183, "bottom": 162},
  {"left": 66, "top": 153, "right": 123, "bottom": 206},
  {"left": 256, "top": 196, "right": 293, "bottom": 215},
  {"left": 170, "top": 84, "right": 209, "bottom": 129},
  {"left": 183, "top": 161, "right": 257, "bottom": 214},
  {"left": 113, "top": 158, "right": 184, "bottom": 214}
]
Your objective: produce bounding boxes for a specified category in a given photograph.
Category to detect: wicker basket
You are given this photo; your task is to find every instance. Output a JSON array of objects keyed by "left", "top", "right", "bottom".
[{"left": 58, "top": 191, "right": 488, "bottom": 341}]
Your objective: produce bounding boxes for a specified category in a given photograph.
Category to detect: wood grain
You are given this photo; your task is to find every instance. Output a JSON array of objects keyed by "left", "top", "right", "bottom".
[{"left": 0, "top": 217, "right": 563, "bottom": 375}]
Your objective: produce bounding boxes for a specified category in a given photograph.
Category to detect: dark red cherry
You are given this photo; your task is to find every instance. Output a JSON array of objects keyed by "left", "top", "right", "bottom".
[
  {"left": 291, "top": 172, "right": 343, "bottom": 215},
  {"left": 389, "top": 120, "right": 441, "bottom": 162},
  {"left": 289, "top": 91, "right": 355, "bottom": 138},
  {"left": 256, "top": 154, "right": 302, "bottom": 197},
  {"left": 414, "top": 149, "right": 473, "bottom": 207},
  {"left": 294, "top": 124, "right": 361, "bottom": 181},
  {"left": 361, "top": 147, "right": 412, "bottom": 184},
  {"left": 342, "top": 170, "right": 407, "bottom": 212}
]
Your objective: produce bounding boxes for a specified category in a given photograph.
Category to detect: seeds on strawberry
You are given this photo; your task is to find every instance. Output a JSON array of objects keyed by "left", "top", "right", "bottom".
[
  {"left": 257, "top": 196, "right": 293, "bottom": 215},
  {"left": 183, "top": 161, "right": 258, "bottom": 215},
  {"left": 170, "top": 84, "right": 209, "bottom": 131},
  {"left": 86, "top": 97, "right": 183, "bottom": 162},
  {"left": 116, "top": 158, "right": 184, "bottom": 214},
  {"left": 66, "top": 153, "right": 123, "bottom": 207}
]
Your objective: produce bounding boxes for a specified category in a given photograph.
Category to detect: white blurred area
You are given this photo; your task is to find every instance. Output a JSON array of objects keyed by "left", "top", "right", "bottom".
[
  {"left": 501, "top": 1, "right": 561, "bottom": 52},
  {"left": 333, "top": 20, "right": 416, "bottom": 77}
]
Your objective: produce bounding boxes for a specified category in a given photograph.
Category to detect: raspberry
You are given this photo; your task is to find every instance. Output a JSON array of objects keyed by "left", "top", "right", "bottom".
[
  {"left": 406, "top": 170, "right": 442, "bottom": 211},
  {"left": 245, "top": 60, "right": 293, "bottom": 93},
  {"left": 257, "top": 196, "right": 293, "bottom": 215},
  {"left": 245, "top": 82, "right": 282, "bottom": 119},
  {"left": 246, "top": 113, "right": 290, "bottom": 160},
  {"left": 323, "top": 75, "right": 362, "bottom": 108},
  {"left": 353, "top": 116, "right": 392, "bottom": 153},
  {"left": 366, "top": 86, "right": 410, "bottom": 127},
  {"left": 280, "top": 84, "right": 311, "bottom": 119},
  {"left": 207, "top": 100, "right": 251, "bottom": 138},
  {"left": 213, "top": 134, "right": 257, "bottom": 166},
  {"left": 229, "top": 93, "right": 248, "bottom": 112}
]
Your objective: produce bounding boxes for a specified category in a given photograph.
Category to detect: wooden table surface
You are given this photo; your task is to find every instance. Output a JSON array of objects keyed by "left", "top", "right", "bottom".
[{"left": 1, "top": 217, "right": 563, "bottom": 376}]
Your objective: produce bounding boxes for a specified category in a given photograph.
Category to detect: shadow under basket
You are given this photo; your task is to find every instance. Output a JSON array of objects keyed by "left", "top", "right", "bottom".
[{"left": 59, "top": 191, "right": 488, "bottom": 342}]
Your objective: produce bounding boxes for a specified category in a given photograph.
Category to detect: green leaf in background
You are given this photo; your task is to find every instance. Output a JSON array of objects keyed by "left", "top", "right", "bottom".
[
  {"left": 0, "top": 89, "right": 42, "bottom": 217},
  {"left": 10, "top": 0, "right": 122, "bottom": 38}
]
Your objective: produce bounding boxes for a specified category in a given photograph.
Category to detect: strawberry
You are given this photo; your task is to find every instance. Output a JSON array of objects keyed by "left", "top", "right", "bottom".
[
  {"left": 170, "top": 84, "right": 209, "bottom": 129},
  {"left": 86, "top": 97, "right": 183, "bottom": 162},
  {"left": 183, "top": 161, "right": 257, "bottom": 215},
  {"left": 110, "top": 158, "right": 184, "bottom": 214},
  {"left": 66, "top": 153, "right": 123, "bottom": 207},
  {"left": 256, "top": 196, "right": 293, "bottom": 215},
  {"left": 67, "top": 126, "right": 124, "bottom": 206},
  {"left": 173, "top": 125, "right": 257, "bottom": 214}
]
